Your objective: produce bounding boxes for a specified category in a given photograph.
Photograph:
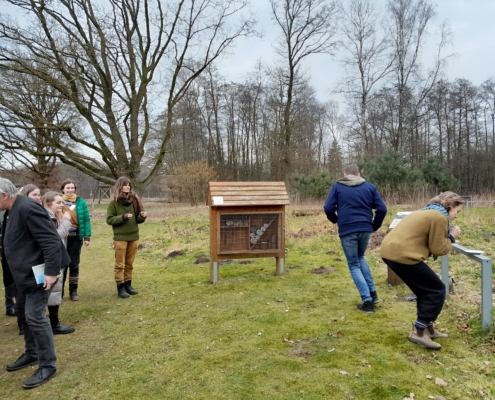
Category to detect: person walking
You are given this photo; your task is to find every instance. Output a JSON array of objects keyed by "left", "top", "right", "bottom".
[
  {"left": 323, "top": 165, "right": 387, "bottom": 314},
  {"left": 60, "top": 179, "right": 91, "bottom": 301},
  {"left": 106, "top": 177, "right": 147, "bottom": 298},
  {"left": 0, "top": 178, "right": 71, "bottom": 389},
  {"left": 42, "top": 191, "right": 76, "bottom": 335},
  {"left": 381, "top": 191, "right": 463, "bottom": 350}
]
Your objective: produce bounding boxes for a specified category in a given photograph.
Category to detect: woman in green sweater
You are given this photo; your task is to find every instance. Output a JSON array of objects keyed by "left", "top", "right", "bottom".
[
  {"left": 106, "top": 177, "right": 148, "bottom": 298},
  {"left": 381, "top": 192, "right": 463, "bottom": 350}
]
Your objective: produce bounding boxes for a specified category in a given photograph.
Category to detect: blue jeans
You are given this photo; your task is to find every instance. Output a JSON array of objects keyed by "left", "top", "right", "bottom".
[
  {"left": 340, "top": 232, "right": 375, "bottom": 303},
  {"left": 16, "top": 286, "right": 57, "bottom": 370}
]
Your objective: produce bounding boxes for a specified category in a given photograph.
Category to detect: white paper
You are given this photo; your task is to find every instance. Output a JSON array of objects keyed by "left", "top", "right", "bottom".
[{"left": 32, "top": 263, "right": 45, "bottom": 284}]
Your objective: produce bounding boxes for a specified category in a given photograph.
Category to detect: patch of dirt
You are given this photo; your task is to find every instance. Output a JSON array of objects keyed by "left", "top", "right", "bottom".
[
  {"left": 194, "top": 256, "right": 209, "bottom": 264},
  {"left": 220, "top": 259, "right": 234, "bottom": 265},
  {"left": 326, "top": 250, "right": 337, "bottom": 255},
  {"left": 368, "top": 231, "right": 387, "bottom": 250},
  {"left": 288, "top": 265, "right": 300, "bottom": 269},
  {"left": 238, "top": 260, "right": 254, "bottom": 265},
  {"left": 310, "top": 266, "right": 336, "bottom": 274},
  {"left": 166, "top": 250, "right": 185, "bottom": 259},
  {"left": 138, "top": 243, "right": 151, "bottom": 250},
  {"left": 333, "top": 258, "right": 343, "bottom": 262}
]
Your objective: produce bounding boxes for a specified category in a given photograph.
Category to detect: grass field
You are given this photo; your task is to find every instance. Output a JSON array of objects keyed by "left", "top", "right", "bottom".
[{"left": 0, "top": 202, "right": 494, "bottom": 400}]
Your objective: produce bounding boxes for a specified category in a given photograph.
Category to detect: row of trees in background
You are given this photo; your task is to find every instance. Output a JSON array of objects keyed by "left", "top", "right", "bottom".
[{"left": 0, "top": 0, "right": 494, "bottom": 200}]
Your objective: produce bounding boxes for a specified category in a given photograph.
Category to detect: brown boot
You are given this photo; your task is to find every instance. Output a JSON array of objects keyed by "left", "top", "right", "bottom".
[{"left": 408, "top": 329, "right": 442, "bottom": 350}]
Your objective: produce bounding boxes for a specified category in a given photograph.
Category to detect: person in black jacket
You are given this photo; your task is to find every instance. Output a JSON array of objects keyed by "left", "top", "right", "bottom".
[{"left": 0, "top": 178, "right": 70, "bottom": 389}]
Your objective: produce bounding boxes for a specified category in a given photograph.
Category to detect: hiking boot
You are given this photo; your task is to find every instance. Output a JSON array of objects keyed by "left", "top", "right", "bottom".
[
  {"left": 408, "top": 329, "right": 442, "bottom": 350},
  {"left": 370, "top": 291, "right": 379, "bottom": 304},
  {"left": 425, "top": 327, "right": 449, "bottom": 339},
  {"left": 51, "top": 323, "right": 75, "bottom": 335},
  {"left": 357, "top": 300, "right": 374, "bottom": 314}
]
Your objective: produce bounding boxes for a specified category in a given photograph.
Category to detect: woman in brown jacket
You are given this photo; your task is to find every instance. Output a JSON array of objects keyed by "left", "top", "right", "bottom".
[{"left": 381, "top": 192, "right": 464, "bottom": 350}]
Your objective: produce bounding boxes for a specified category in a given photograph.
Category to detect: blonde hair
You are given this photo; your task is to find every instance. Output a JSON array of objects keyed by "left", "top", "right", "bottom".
[
  {"left": 429, "top": 191, "right": 465, "bottom": 211},
  {"left": 42, "top": 191, "right": 64, "bottom": 223}
]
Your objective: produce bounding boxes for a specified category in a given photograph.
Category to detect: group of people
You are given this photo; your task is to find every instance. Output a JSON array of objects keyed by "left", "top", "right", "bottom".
[
  {"left": 0, "top": 176, "right": 147, "bottom": 389},
  {"left": 0, "top": 165, "right": 464, "bottom": 388},
  {"left": 324, "top": 165, "right": 463, "bottom": 351}
]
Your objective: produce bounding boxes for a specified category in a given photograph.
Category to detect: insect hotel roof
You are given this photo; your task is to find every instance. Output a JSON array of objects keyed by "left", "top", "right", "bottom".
[{"left": 206, "top": 182, "right": 290, "bottom": 206}]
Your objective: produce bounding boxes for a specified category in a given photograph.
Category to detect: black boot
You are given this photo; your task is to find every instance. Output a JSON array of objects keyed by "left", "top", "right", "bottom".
[
  {"left": 48, "top": 306, "right": 75, "bottom": 335},
  {"left": 117, "top": 283, "right": 130, "bottom": 298},
  {"left": 124, "top": 281, "right": 138, "bottom": 295},
  {"left": 69, "top": 284, "right": 79, "bottom": 301}
]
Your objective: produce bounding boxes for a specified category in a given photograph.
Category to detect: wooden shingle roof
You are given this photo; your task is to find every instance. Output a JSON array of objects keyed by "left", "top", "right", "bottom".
[{"left": 207, "top": 182, "right": 290, "bottom": 206}]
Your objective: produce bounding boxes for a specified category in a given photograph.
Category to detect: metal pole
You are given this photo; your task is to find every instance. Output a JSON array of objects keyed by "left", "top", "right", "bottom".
[
  {"left": 441, "top": 254, "right": 450, "bottom": 295},
  {"left": 481, "top": 258, "right": 493, "bottom": 331}
]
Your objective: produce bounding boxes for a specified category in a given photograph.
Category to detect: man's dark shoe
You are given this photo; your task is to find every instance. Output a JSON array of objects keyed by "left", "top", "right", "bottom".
[
  {"left": 22, "top": 367, "right": 57, "bottom": 389},
  {"left": 370, "top": 291, "right": 379, "bottom": 304},
  {"left": 357, "top": 300, "right": 375, "bottom": 314},
  {"left": 51, "top": 323, "right": 75, "bottom": 335},
  {"left": 6, "top": 353, "right": 38, "bottom": 372},
  {"left": 6, "top": 309, "right": 16, "bottom": 317}
]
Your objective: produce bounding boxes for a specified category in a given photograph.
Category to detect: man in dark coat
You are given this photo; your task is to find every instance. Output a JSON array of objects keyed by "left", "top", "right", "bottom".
[
  {"left": 0, "top": 177, "right": 70, "bottom": 389},
  {"left": 323, "top": 165, "right": 387, "bottom": 315}
]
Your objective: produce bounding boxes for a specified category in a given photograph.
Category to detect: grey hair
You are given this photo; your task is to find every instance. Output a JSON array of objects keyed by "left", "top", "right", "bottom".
[{"left": 0, "top": 178, "right": 19, "bottom": 198}]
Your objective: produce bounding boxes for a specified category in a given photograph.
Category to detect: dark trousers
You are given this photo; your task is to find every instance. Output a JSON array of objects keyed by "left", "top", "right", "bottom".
[
  {"left": 383, "top": 258, "right": 446, "bottom": 323},
  {"left": 63, "top": 235, "right": 82, "bottom": 290},
  {"left": 5, "top": 282, "right": 17, "bottom": 312},
  {"left": 16, "top": 286, "right": 57, "bottom": 370}
]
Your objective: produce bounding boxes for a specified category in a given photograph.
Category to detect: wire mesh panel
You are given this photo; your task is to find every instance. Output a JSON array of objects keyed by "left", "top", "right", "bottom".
[{"left": 219, "top": 213, "right": 281, "bottom": 253}]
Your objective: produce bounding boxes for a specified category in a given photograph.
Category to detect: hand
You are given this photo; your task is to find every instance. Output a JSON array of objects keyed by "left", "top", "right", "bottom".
[
  {"left": 83, "top": 240, "right": 90, "bottom": 247},
  {"left": 140, "top": 210, "right": 148, "bottom": 219},
  {"left": 126, "top": 213, "right": 133, "bottom": 220},
  {"left": 450, "top": 225, "right": 461, "bottom": 238},
  {"left": 62, "top": 211, "right": 71, "bottom": 221},
  {"left": 43, "top": 275, "right": 58, "bottom": 291}
]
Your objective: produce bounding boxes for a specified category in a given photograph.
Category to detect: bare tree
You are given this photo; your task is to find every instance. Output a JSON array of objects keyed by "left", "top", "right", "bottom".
[
  {"left": 0, "top": 0, "right": 256, "bottom": 192},
  {"left": 386, "top": 0, "right": 451, "bottom": 154},
  {"left": 339, "top": 0, "right": 394, "bottom": 158},
  {"left": 270, "top": 0, "right": 339, "bottom": 182}
]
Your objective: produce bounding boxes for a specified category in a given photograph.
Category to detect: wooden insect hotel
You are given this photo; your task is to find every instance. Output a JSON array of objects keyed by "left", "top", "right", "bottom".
[{"left": 207, "top": 182, "right": 290, "bottom": 283}]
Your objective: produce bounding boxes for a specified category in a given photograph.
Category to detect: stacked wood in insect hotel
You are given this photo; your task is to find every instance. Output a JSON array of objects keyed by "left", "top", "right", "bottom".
[{"left": 207, "top": 182, "right": 290, "bottom": 283}]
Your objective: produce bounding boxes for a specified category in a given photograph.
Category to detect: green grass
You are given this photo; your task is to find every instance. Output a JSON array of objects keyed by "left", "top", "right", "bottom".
[{"left": 1, "top": 203, "right": 494, "bottom": 399}]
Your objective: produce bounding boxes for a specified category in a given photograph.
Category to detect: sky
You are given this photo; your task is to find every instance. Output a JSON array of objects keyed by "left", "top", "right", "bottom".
[{"left": 216, "top": 0, "right": 495, "bottom": 103}]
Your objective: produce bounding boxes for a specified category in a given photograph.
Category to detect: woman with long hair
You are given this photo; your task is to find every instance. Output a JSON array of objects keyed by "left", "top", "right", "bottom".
[
  {"left": 60, "top": 179, "right": 91, "bottom": 301},
  {"left": 106, "top": 177, "right": 147, "bottom": 298},
  {"left": 41, "top": 191, "right": 75, "bottom": 334},
  {"left": 381, "top": 191, "right": 464, "bottom": 350},
  {"left": 19, "top": 184, "right": 41, "bottom": 202}
]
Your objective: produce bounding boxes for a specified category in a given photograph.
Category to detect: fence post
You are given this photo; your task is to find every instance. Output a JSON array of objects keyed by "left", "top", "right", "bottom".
[
  {"left": 481, "top": 258, "right": 493, "bottom": 331},
  {"left": 441, "top": 254, "right": 450, "bottom": 295}
]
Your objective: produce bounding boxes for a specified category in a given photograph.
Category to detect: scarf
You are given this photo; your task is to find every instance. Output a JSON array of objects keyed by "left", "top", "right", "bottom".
[
  {"left": 422, "top": 202, "right": 450, "bottom": 237},
  {"left": 117, "top": 192, "right": 144, "bottom": 216},
  {"left": 62, "top": 194, "right": 77, "bottom": 203}
]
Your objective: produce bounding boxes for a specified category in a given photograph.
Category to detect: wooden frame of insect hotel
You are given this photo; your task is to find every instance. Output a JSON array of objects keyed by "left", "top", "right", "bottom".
[{"left": 207, "top": 182, "right": 290, "bottom": 283}]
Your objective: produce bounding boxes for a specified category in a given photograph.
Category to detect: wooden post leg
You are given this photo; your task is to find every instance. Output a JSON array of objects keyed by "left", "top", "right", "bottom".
[
  {"left": 210, "top": 261, "right": 218, "bottom": 283},
  {"left": 275, "top": 257, "right": 284, "bottom": 276}
]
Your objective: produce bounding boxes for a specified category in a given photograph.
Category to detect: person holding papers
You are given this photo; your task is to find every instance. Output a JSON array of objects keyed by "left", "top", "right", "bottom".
[
  {"left": 0, "top": 178, "right": 70, "bottom": 389},
  {"left": 106, "top": 177, "right": 147, "bottom": 298}
]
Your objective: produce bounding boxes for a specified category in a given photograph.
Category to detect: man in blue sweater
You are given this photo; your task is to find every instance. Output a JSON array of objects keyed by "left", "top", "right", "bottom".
[{"left": 323, "top": 165, "right": 387, "bottom": 314}]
